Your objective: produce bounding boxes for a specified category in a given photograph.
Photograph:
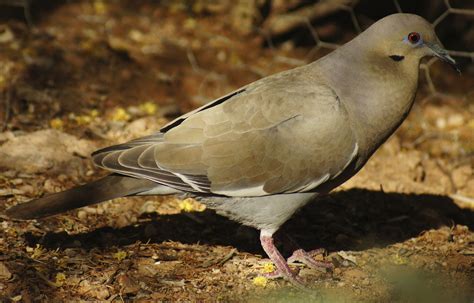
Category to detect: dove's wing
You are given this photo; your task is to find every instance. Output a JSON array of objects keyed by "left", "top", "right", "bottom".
[{"left": 92, "top": 68, "right": 358, "bottom": 196}]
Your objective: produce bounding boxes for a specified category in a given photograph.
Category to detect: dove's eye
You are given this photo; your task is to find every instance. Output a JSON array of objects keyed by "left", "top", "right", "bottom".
[{"left": 407, "top": 32, "right": 421, "bottom": 44}]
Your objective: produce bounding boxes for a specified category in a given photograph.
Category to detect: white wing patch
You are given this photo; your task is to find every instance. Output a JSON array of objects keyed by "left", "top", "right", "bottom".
[
  {"left": 174, "top": 172, "right": 206, "bottom": 192},
  {"left": 289, "top": 173, "right": 331, "bottom": 193},
  {"left": 214, "top": 184, "right": 267, "bottom": 196},
  {"left": 137, "top": 185, "right": 181, "bottom": 196}
]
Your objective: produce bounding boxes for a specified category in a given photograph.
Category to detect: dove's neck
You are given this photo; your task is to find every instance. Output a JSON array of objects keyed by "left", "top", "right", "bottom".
[{"left": 315, "top": 41, "right": 419, "bottom": 162}]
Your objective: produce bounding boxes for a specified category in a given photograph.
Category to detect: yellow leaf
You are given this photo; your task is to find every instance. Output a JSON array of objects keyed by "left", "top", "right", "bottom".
[
  {"left": 128, "top": 30, "right": 144, "bottom": 42},
  {"left": 467, "top": 119, "right": 474, "bottom": 129},
  {"left": 179, "top": 199, "right": 194, "bottom": 212},
  {"left": 74, "top": 115, "right": 92, "bottom": 125},
  {"left": 114, "top": 250, "right": 127, "bottom": 262},
  {"left": 55, "top": 273, "right": 66, "bottom": 287},
  {"left": 392, "top": 254, "right": 408, "bottom": 265},
  {"left": 93, "top": 0, "right": 107, "bottom": 14},
  {"left": 0, "top": 75, "right": 6, "bottom": 87},
  {"left": 31, "top": 244, "right": 44, "bottom": 259},
  {"left": 90, "top": 109, "right": 99, "bottom": 117},
  {"left": 110, "top": 108, "right": 131, "bottom": 122},
  {"left": 262, "top": 262, "right": 275, "bottom": 273},
  {"left": 253, "top": 276, "right": 268, "bottom": 287},
  {"left": 139, "top": 101, "right": 158, "bottom": 115},
  {"left": 179, "top": 198, "right": 206, "bottom": 212},
  {"left": 50, "top": 118, "right": 64, "bottom": 130},
  {"left": 184, "top": 18, "right": 197, "bottom": 30}
]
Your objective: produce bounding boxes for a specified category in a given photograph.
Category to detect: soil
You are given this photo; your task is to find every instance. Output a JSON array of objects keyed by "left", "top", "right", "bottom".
[{"left": 0, "top": 1, "right": 473, "bottom": 302}]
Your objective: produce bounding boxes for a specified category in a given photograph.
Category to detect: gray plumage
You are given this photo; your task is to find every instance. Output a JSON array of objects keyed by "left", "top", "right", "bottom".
[{"left": 6, "top": 13, "right": 458, "bottom": 286}]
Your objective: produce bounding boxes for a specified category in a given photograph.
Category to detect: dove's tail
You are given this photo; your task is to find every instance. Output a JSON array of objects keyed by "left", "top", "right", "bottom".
[{"left": 5, "top": 174, "right": 158, "bottom": 220}]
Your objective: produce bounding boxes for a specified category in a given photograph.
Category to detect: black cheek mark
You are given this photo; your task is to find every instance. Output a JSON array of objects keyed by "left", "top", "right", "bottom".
[{"left": 389, "top": 55, "right": 405, "bottom": 62}]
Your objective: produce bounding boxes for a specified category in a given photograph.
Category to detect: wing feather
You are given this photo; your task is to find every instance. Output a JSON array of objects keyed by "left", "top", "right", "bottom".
[{"left": 92, "top": 67, "right": 358, "bottom": 197}]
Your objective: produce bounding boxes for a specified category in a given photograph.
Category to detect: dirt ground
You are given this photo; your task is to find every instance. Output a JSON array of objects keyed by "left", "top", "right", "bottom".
[{"left": 0, "top": 1, "right": 473, "bottom": 302}]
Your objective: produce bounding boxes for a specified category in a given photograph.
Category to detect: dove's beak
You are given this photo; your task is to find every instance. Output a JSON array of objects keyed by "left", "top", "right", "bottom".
[{"left": 425, "top": 42, "right": 460, "bottom": 73}]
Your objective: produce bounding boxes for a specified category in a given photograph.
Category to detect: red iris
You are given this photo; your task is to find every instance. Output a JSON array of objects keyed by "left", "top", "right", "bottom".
[{"left": 407, "top": 32, "right": 421, "bottom": 44}]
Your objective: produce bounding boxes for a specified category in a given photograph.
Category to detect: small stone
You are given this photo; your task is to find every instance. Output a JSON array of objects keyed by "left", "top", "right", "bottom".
[
  {"left": 452, "top": 165, "right": 472, "bottom": 189},
  {"left": 84, "top": 207, "right": 97, "bottom": 214},
  {"left": 0, "top": 26, "right": 14, "bottom": 44},
  {"left": 447, "top": 114, "right": 464, "bottom": 128},
  {"left": 0, "top": 262, "right": 12, "bottom": 280},
  {"left": 91, "top": 287, "right": 110, "bottom": 300},
  {"left": 0, "top": 129, "right": 96, "bottom": 175},
  {"left": 140, "top": 200, "right": 158, "bottom": 214},
  {"left": 115, "top": 215, "right": 130, "bottom": 228},
  {"left": 217, "top": 50, "right": 226, "bottom": 62},
  {"left": 337, "top": 251, "right": 357, "bottom": 265},
  {"left": 79, "top": 280, "right": 110, "bottom": 301},
  {"left": 43, "top": 179, "right": 61, "bottom": 193},
  {"left": 77, "top": 210, "right": 87, "bottom": 220},
  {"left": 18, "top": 184, "right": 34, "bottom": 194},
  {"left": 117, "top": 274, "right": 140, "bottom": 294},
  {"left": 313, "top": 254, "right": 325, "bottom": 261},
  {"left": 435, "top": 118, "right": 446, "bottom": 129},
  {"left": 10, "top": 178, "right": 23, "bottom": 185}
]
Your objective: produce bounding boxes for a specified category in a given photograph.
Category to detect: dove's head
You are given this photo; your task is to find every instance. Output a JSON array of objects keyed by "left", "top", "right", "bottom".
[{"left": 362, "top": 13, "right": 459, "bottom": 73}]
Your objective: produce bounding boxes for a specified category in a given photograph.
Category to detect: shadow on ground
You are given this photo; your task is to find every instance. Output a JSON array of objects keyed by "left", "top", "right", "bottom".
[{"left": 25, "top": 188, "right": 474, "bottom": 256}]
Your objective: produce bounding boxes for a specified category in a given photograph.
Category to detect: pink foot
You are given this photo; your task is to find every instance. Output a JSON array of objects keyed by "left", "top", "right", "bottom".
[
  {"left": 260, "top": 231, "right": 306, "bottom": 288},
  {"left": 278, "top": 232, "right": 334, "bottom": 272},
  {"left": 287, "top": 248, "right": 334, "bottom": 272}
]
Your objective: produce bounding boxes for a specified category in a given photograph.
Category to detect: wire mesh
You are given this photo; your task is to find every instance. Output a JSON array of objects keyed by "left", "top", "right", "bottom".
[{"left": 189, "top": 0, "right": 473, "bottom": 101}]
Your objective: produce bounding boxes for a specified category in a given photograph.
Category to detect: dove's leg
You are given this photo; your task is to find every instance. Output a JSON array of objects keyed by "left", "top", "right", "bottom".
[
  {"left": 259, "top": 230, "right": 304, "bottom": 286},
  {"left": 280, "top": 233, "right": 333, "bottom": 272},
  {"left": 287, "top": 249, "right": 334, "bottom": 272}
]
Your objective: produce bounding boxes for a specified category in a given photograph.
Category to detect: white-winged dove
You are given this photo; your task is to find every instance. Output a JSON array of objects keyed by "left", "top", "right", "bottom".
[{"left": 6, "top": 13, "right": 458, "bottom": 287}]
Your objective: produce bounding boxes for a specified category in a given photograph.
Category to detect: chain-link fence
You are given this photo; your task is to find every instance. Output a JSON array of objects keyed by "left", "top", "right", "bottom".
[
  {"left": 153, "top": 0, "right": 472, "bottom": 110},
  {"left": 264, "top": 0, "right": 473, "bottom": 94},
  {"left": 252, "top": 0, "right": 473, "bottom": 92}
]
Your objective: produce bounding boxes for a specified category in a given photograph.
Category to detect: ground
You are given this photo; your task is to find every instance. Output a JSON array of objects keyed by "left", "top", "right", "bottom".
[{"left": 0, "top": 1, "right": 473, "bottom": 302}]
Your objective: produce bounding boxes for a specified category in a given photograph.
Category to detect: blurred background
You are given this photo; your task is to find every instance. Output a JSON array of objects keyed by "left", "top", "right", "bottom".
[{"left": 0, "top": 1, "right": 472, "bottom": 302}]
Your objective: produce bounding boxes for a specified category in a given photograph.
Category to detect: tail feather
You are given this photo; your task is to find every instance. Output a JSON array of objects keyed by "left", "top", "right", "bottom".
[{"left": 5, "top": 174, "right": 157, "bottom": 220}]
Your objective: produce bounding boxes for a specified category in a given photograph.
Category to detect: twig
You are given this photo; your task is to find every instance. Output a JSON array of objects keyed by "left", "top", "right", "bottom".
[
  {"left": 217, "top": 248, "right": 237, "bottom": 266},
  {"left": 186, "top": 49, "right": 201, "bottom": 73},
  {"left": 449, "top": 194, "right": 474, "bottom": 208},
  {"left": 263, "top": 0, "right": 354, "bottom": 36},
  {"left": 434, "top": 159, "right": 456, "bottom": 192},
  {"left": 1, "top": 89, "right": 11, "bottom": 131}
]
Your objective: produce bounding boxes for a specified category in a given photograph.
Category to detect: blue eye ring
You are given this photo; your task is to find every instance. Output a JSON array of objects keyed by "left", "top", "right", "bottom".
[{"left": 407, "top": 32, "right": 421, "bottom": 45}]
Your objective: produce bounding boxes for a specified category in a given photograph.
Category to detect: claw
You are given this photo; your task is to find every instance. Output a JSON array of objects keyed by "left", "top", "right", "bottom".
[
  {"left": 260, "top": 232, "right": 307, "bottom": 289},
  {"left": 259, "top": 231, "right": 334, "bottom": 290},
  {"left": 287, "top": 248, "right": 334, "bottom": 272}
]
